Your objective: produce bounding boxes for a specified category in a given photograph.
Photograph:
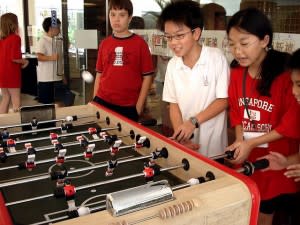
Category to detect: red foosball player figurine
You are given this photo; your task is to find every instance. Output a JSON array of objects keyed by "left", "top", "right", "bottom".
[
  {"left": 110, "top": 140, "right": 122, "bottom": 156},
  {"left": 135, "top": 136, "right": 147, "bottom": 149},
  {"left": 105, "top": 159, "right": 118, "bottom": 176},
  {"left": 6, "top": 139, "right": 16, "bottom": 153},
  {"left": 56, "top": 148, "right": 67, "bottom": 165},
  {"left": 63, "top": 180, "right": 77, "bottom": 212},
  {"left": 25, "top": 147, "right": 36, "bottom": 171},
  {"left": 50, "top": 133, "right": 59, "bottom": 144},
  {"left": 84, "top": 144, "right": 95, "bottom": 160},
  {"left": 143, "top": 162, "right": 160, "bottom": 182}
]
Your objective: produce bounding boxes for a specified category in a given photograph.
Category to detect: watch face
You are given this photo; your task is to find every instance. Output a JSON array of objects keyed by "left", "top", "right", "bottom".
[{"left": 190, "top": 117, "right": 199, "bottom": 128}]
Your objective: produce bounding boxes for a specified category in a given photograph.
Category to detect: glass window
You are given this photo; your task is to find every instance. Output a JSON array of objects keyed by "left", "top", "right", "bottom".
[{"left": 0, "top": 0, "right": 25, "bottom": 52}]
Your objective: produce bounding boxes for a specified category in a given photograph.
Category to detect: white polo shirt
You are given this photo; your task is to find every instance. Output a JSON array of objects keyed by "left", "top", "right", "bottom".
[
  {"left": 163, "top": 45, "right": 229, "bottom": 157},
  {"left": 36, "top": 34, "right": 62, "bottom": 82}
]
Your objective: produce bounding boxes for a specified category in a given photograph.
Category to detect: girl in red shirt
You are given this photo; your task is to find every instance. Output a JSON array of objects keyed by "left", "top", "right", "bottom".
[
  {"left": 226, "top": 8, "right": 300, "bottom": 225},
  {"left": 0, "top": 13, "right": 28, "bottom": 113}
]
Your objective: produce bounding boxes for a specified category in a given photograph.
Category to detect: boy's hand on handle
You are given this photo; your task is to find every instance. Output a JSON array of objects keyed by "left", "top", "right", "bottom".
[
  {"left": 172, "top": 120, "right": 195, "bottom": 142},
  {"left": 226, "top": 140, "right": 253, "bottom": 164}
]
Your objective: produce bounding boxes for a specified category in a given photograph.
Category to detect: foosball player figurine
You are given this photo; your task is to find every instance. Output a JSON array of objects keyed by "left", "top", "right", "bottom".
[
  {"left": 134, "top": 135, "right": 150, "bottom": 150},
  {"left": 50, "top": 132, "right": 59, "bottom": 144},
  {"left": 51, "top": 166, "right": 68, "bottom": 187},
  {"left": 148, "top": 148, "right": 169, "bottom": 166},
  {"left": 105, "top": 157, "right": 118, "bottom": 176},
  {"left": 143, "top": 162, "right": 160, "bottom": 182},
  {"left": 31, "top": 117, "right": 38, "bottom": 134},
  {"left": 25, "top": 146, "right": 37, "bottom": 171},
  {"left": 0, "top": 147, "right": 7, "bottom": 163},
  {"left": 63, "top": 180, "right": 77, "bottom": 212},
  {"left": 56, "top": 148, "right": 67, "bottom": 165},
  {"left": 6, "top": 139, "right": 16, "bottom": 152},
  {"left": 88, "top": 127, "right": 101, "bottom": 140},
  {"left": 110, "top": 139, "right": 122, "bottom": 156},
  {"left": 53, "top": 141, "right": 64, "bottom": 153},
  {"left": 77, "top": 135, "right": 89, "bottom": 148},
  {"left": 99, "top": 132, "right": 118, "bottom": 145},
  {"left": 84, "top": 143, "right": 95, "bottom": 160},
  {"left": 0, "top": 129, "right": 9, "bottom": 142}
]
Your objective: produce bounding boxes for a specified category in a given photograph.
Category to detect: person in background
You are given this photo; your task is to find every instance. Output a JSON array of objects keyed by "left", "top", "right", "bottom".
[
  {"left": 157, "top": 0, "right": 229, "bottom": 155},
  {"left": 93, "top": 0, "right": 154, "bottom": 122},
  {"left": 262, "top": 48, "right": 300, "bottom": 182},
  {"left": 36, "top": 17, "right": 63, "bottom": 105},
  {"left": 226, "top": 8, "right": 300, "bottom": 225},
  {"left": 0, "top": 13, "right": 28, "bottom": 113}
]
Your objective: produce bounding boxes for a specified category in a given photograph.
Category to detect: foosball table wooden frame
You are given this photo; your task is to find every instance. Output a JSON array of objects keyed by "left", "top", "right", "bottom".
[{"left": 0, "top": 103, "right": 260, "bottom": 225}]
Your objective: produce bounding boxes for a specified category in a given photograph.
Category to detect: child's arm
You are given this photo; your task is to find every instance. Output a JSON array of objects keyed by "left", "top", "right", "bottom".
[
  {"left": 36, "top": 53, "right": 58, "bottom": 62},
  {"left": 93, "top": 72, "right": 102, "bottom": 98},
  {"left": 136, "top": 75, "right": 153, "bottom": 115},
  {"left": 172, "top": 98, "right": 228, "bottom": 142},
  {"left": 12, "top": 59, "right": 29, "bottom": 68},
  {"left": 194, "top": 98, "right": 228, "bottom": 124}
]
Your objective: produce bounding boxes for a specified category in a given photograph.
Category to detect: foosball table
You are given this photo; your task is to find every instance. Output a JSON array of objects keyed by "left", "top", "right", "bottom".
[{"left": 0, "top": 103, "right": 260, "bottom": 225}]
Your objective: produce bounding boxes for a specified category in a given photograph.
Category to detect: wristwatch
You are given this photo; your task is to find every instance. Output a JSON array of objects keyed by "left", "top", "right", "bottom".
[{"left": 189, "top": 117, "right": 199, "bottom": 128}]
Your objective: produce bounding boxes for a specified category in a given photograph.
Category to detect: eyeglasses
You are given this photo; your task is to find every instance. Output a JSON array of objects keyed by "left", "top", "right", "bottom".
[
  {"left": 163, "top": 29, "right": 195, "bottom": 42},
  {"left": 228, "top": 39, "right": 259, "bottom": 51}
]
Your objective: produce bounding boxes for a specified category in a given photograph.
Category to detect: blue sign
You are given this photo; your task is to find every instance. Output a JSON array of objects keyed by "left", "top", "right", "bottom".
[{"left": 51, "top": 10, "right": 57, "bottom": 27}]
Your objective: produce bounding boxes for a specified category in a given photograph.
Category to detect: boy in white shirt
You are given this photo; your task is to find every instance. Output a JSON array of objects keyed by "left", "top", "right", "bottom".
[{"left": 157, "top": 0, "right": 229, "bottom": 157}]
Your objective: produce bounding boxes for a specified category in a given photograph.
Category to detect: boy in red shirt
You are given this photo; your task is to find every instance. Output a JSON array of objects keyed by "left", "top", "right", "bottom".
[{"left": 93, "top": 0, "right": 154, "bottom": 121}]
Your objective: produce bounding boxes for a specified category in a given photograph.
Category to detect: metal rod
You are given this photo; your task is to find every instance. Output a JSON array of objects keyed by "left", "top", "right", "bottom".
[
  {"left": 5, "top": 163, "right": 184, "bottom": 206},
  {"left": 0, "top": 144, "right": 135, "bottom": 172},
  {"left": 14, "top": 125, "right": 120, "bottom": 145},
  {"left": 0, "top": 114, "right": 98, "bottom": 130},
  {"left": 0, "top": 151, "right": 149, "bottom": 188},
  {"left": 6, "top": 134, "right": 130, "bottom": 157},
  {"left": 9, "top": 126, "right": 61, "bottom": 136}
]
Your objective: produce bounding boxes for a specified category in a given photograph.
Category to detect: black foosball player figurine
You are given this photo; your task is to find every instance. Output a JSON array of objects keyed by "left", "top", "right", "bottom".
[
  {"left": 105, "top": 158, "right": 118, "bottom": 177},
  {"left": 30, "top": 117, "right": 38, "bottom": 135},
  {"left": 0, "top": 146, "right": 8, "bottom": 163},
  {"left": 0, "top": 129, "right": 10, "bottom": 142}
]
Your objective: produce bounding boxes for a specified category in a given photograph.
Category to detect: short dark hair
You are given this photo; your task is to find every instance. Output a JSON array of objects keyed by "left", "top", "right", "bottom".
[
  {"left": 109, "top": 0, "right": 133, "bottom": 16},
  {"left": 289, "top": 49, "right": 300, "bottom": 71},
  {"left": 157, "top": 0, "right": 203, "bottom": 31},
  {"left": 42, "top": 17, "right": 61, "bottom": 32}
]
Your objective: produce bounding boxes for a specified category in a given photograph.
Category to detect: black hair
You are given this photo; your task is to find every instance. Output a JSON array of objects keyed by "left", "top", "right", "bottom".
[
  {"left": 109, "top": 0, "right": 133, "bottom": 16},
  {"left": 157, "top": 0, "right": 203, "bottom": 31},
  {"left": 42, "top": 17, "right": 61, "bottom": 32},
  {"left": 227, "top": 8, "right": 290, "bottom": 96},
  {"left": 289, "top": 48, "right": 300, "bottom": 71}
]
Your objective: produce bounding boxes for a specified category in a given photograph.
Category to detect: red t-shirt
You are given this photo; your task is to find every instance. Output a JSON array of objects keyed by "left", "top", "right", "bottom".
[
  {"left": 0, "top": 34, "right": 22, "bottom": 88},
  {"left": 95, "top": 33, "right": 154, "bottom": 106},
  {"left": 229, "top": 66, "right": 300, "bottom": 200}
]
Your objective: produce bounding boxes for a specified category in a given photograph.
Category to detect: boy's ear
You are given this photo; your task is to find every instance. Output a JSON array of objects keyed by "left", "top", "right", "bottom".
[
  {"left": 261, "top": 35, "right": 270, "bottom": 48},
  {"left": 193, "top": 27, "right": 202, "bottom": 40}
]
